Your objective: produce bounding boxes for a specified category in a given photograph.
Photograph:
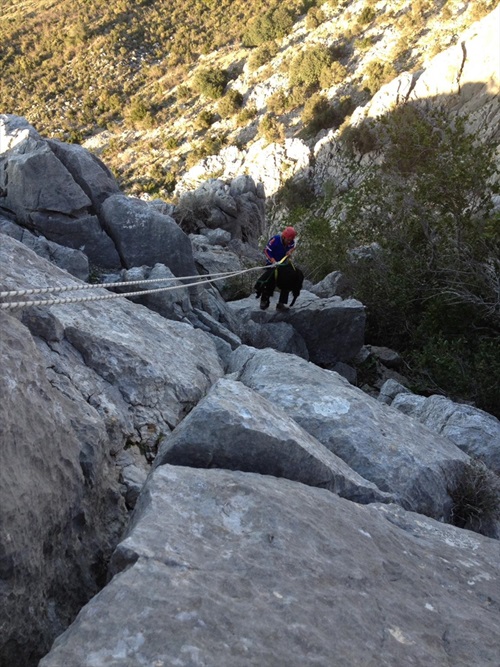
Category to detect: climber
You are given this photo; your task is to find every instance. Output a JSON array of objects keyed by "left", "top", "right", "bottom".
[{"left": 256, "top": 226, "right": 297, "bottom": 311}]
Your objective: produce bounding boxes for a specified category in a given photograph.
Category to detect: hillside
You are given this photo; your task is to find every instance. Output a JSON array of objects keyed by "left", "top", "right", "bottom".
[{"left": 1, "top": 0, "right": 498, "bottom": 196}]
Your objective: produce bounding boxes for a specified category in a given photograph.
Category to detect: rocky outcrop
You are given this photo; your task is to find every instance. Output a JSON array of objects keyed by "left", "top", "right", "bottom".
[
  {"left": 312, "top": 6, "right": 500, "bottom": 190},
  {"left": 39, "top": 466, "right": 500, "bottom": 667},
  {"left": 228, "top": 291, "right": 366, "bottom": 368},
  {"left": 1, "top": 110, "right": 500, "bottom": 666},
  {"left": 174, "top": 175, "right": 266, "bottom": 245},
  {"left": 230, "top": 346, "right": 470, "bottom": 520},
  {"left": 101, "top": 194, "right": 197, "bottom": 275},
  {"left": 154, "top": 377, "right": 393, "bottom": 505},
  {"left": 0, "top": 115, "right": 122, "bottom": 268},
  {"left": 384, "top": 389, "right": 500, "bottom": 475},
  {"left": 0, "top": 214, "right": 89, "bottom": 280},
  {"left": 0, "top": 308, "right": 128, "bottom": 666},
  {"left": 0, "top": 235, "right": 224, "bottom": 665}
]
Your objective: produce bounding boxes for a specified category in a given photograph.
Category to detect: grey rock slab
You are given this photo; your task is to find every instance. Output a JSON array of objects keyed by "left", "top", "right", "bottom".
[
  {"left": 393, "top": 394, "right": 500, "bottom": 474},
  {"left": 101, "top": 194, "right": 196, "bottom": 275},
  {"left": 0, "top": 219, "right": 89, "bottom": 280},
  {"left": 0, "top": 311, "right": 128, "bottom": 667},
  {"left": 40, "top": 466, "right": 500, "bottom": 667},
  {"left": 378, "top": 378, "right": 412, "bottom": 405},
  {"left": 192, "top": 308, "right": 242, "bottom": 349},
  {"left": 154, "top": 378, "right": 393, "bottom": 505},
  {"left": 192, "top": 242, "right": 244, "bottom": 299},
  {"left": 309, "top": 269, "right": 351, "bottom": 298},
  {"left": 227, "top": 292, "right": 365, "bottom": 365},
  {"left": 29, "top": 210, "right": 121, "bottom": 269},
  {"left": 1, "top": 235, "right": 224, "bottom": 441},
  {"left": 243, "top": 319, "right": 309, "bottom": 360},
  {"left": 1, "top": 142, "right": 91, "bottom": 223},
  {"left": 47, "top": 138, "right": 121, "bottom": 212},
  {"left": 234, "top": 348, "right": 471, "bottom": 520},
  {"left": 120, "top": 263, "right": 193, "bottom": 323}
]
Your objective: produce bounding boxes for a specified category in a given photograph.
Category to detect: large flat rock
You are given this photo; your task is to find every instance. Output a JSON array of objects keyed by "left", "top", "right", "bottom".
[
  {"left": 231, "top": 347, "right": 470, "bottom": 520},
  {"left": 40, "top": 465, "right": 500, "bottom": 667}
]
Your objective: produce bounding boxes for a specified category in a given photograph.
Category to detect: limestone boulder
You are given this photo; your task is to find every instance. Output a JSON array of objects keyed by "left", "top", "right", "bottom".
[
  {"left": 0, "top": 216, "right": 89, "bottom": 280},
  {"left": 391, "top": 393, "right": 500, "bottom": 475},
  {"left": 0, "top": 115, "right": 122, "bottom": 268},
  {"left": 39, "top": 466, "right": 500, "bottom": 667},
  {"left": 47, "top": 139, "right": 121, "bottom": 211},
  {"left": 101, "top": 194, "right": 196, "bottom": 275},
  {"left": 0, "top": 235, "right": 226, "bottom": 664},
  {"left": 174, "top": 176, "right": 266, "bottom": 244},
  {"left": 0, "top": 311, "right": 128, "bottom": 667},
  {"left": 309, "top": 269, "right": 352, "bottom": 299},
  {"left": 191, "top": 235, "right": 245, "bottom": 299},
  {"left": 116, "top": 263, "right": 193, "bottom": 323},
  {"left": 230, "top": 347, "right": 470, "bottom": 520},
  {"left": 155, "top": 378, "right": 393, "bottom": 505},
  {"left": 1, "top": 234, "right": 225, "bottom": 444},
  {"left": 228, "top": 291, "right": 366, "bottom": 366},
  {"left": 242, "top": 319, "right": 309, "bottom": 359}
]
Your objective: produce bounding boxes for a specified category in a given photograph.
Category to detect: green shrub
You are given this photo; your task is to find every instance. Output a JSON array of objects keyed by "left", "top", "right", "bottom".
[
  {"left": 306, "top": 7, "right": 326, "bottom": 29},
  {"left": 124, "top": 98, "right": 155, "bottom": 128},
  {"left": 236, "top": 103, "right": 258, "bottom": 125},
  {"left": 363, "top": 60, "right": 397, "bottom": 95},
  {"left": 243, "top": 7, "right": 295, "bottom": 47},
  {"left": 192, "top": 68, "right": 228, "bottom": 99},
  {"left": 340, "top": 120, "right": 379, "bottom": 155},
  {"left": 320, "top": 61, "right": 347, "bottom": 87},
  {"left": 358, "top": 5, "right": 376, "bottom": 24},
  {"left": 277, "top": 177, "right": 316, "bottom": 211},
  {"left": 288, "top": 83, "right": 318, "bottom": 109},
  {"left": 301, "top": 93, "right": 337, "bottom": 136},
  {"left": 267, "top": 89, "right": 288, "bottom": 115},
  {"left": 176, "top": 85, "right": 192, "bottom": 101},
  {"left": 195, "top": 110, "right": 216, "bottom": 130},
  {"left": 163, "top": 135, "right": 179, "bottom": 150},
  {"left": 258, "top": 114, "right": 285, "bottom": 144},
  {"left": 329, "top": 108, "right": 500, "bottom": 415},
  {"left": 289, "top": 45, "right": 333, "bottom": 88},
  {"left": 449, "top": 460, "right": 500, "bottom": 536},
  {"left": 294, "top": 214, "right": 339, "bottom": 282},
  {"left": 217, "top": 89, "right": 243, "bottom": 117},
  {"left": 248, "top": 41, "right": 279, "bottom": 71},
  {"left": 355, "top": 36, "right": 375, "bottom": 50},
  {"left": 186, "top": 133, "right": 226, "bottom": 168}
]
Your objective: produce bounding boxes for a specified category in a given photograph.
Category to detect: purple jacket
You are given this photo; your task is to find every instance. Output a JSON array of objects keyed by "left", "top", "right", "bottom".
[{"left": 264, "top": 234, "right": 296, "bottom": 264}]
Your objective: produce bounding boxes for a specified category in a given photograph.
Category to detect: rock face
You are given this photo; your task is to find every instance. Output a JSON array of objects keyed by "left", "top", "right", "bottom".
[
  {"left": 101, "top": 194, "right": 197, "bottom": 275},
  {"left": 230, "top": 347, "right": 470, "bottom": 521},
  {"left": 174, "top": 176, "right": 266, "bottom": 244},
  {"left": 1, "top": 107, "right": 500, "bottom": 667},
  {"left": 389, "top": 392, "right": 500, "bottom": 475},
  {"left": 39, "top": 466, "right": 500, "bottom": 667},
  {"left": 0, "top": 115, "right": 122, "bottom": 268},
  {"left": 312, "top": 6, "right": 500, "bottom": 194},
  {"left": 0, "top": 310, "right": 127, "bottom": 665},
  {"left": 0, "top": 214, "right": 89, "bottom": 280},
  {"left": 0, "top": 235, "right": 224, "bottom": 665},
  {"left": 154, "top": 377, "right": 394, "bottom": 505},
  {"left": 228, "top": 291, "right": 366, "bottom": 367}
]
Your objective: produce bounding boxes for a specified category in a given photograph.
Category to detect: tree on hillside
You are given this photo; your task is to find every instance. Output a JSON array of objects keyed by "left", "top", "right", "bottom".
[{"left": 293, "top": 107, "right": 500, "bottom": 415}]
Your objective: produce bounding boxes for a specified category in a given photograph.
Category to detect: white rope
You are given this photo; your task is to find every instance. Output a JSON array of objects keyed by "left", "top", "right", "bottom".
[
  {"left": 0, "top": 266, "right": 266, "bottom": 310},
  {"left": 0, "top": 265, "right": 268, "bottom": 299}
]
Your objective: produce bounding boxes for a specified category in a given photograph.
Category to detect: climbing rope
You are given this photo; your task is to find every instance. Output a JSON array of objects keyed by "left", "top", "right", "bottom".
[{"left": 0, "top": 265, "right": 268, "bottom": 310}]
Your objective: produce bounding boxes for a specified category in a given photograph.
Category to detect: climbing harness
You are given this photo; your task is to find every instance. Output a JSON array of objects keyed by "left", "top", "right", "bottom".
[{"left": 0, "top": 265, "right": 269, "bottom": 311}]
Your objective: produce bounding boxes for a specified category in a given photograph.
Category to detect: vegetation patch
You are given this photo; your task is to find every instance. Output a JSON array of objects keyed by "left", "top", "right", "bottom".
[
  {"left": 449, "top": 460, "right": 500, "bottom": 536},
  {"left": 285, "top": 107, "right": 500, "bottom": 416}
]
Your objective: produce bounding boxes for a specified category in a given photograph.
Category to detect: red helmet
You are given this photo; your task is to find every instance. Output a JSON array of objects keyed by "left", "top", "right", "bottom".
[{"left": 282, "top": 226, "right": 297, "bottom": 241}]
